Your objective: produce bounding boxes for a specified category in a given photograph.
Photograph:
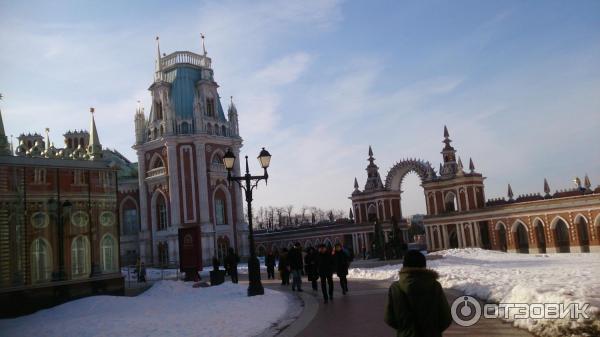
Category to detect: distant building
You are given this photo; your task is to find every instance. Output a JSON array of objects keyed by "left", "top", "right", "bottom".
[
  {"left": 0, "top": 109, "right": 123, "bottom": 317},
  {"left": 257, "top": 126, "right": 600, "bottom": 255}
]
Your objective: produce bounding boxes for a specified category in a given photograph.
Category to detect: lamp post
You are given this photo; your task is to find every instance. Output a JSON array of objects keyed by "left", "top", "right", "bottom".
[{"left": 223, "top": 147, "right": 271, "bottom": 296}]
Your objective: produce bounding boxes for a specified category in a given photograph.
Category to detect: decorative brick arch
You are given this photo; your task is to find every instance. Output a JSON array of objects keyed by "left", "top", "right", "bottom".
[{"left": 384, "top": 158, "right": 436, "bottom": 190}]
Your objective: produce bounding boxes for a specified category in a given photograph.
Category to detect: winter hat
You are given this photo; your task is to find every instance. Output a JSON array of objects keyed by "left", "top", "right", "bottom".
[{"left": 403, "top": 250, "right": 426, "bottom": 268}]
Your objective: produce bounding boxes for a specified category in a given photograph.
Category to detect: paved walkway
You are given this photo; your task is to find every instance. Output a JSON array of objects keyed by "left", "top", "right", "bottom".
[{"left": 258, "top": 276, "right": 532, "bottom": 337}]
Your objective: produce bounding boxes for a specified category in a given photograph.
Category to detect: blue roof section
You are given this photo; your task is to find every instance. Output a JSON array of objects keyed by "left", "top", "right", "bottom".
[
  {"left": 164, "top": 66, "right": 227, "bottom": 122},
  {"left": 168, "top": 66, "right": 201, "bottom": 119}
]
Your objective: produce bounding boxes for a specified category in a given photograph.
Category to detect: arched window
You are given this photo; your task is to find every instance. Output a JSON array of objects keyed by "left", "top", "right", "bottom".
[
  {"left": 31, "top": 238, "right": 52, "bottom": 282},
  {"left": 575, "top": 215, "right": 589, "bottom": 253},
  {"left": 101, "top": 235, "right": 117, "bottom": 272},
  {"left": 217, "top": 236, "right": 230, "bottom": 262},
  {"left": 221, "top": 126, "right": 227, "bottom": 136},
  {"left": 367, "top": 204, "right": 377, "bottom": 222},
  {"left": 496, "top": 222, "right": 508, "bottom": 252},
  {"left": 156, "top": 101, "right": 163, "bottom": 120},
  {"left": 207, "top": 124, "right": 213, "bottom": 135},
  {"left": 160, "top": 125, "right": 164, "bottom": 136},
  {"left": 156, "top": 193, "right": 168, "bottom": 230},
  {"left": 206, "top": 98, "right": 215, "bottom": 117},
  {"left": 534, "top": 219, "right": 546, "bottom": 253},
  {"left": 444, "top": 192, "right": 458, "bottom": 212},
  {"left": 214, "top": 187, "right": 228, "bottom": 225},
  {"left": 553, "top": 218, "right": 570, "bottom": 253},
  {"left": 180, "top": 122, "right": 190, "bottom": 134},
  {"left": 150, "top": 154, "right": 165, "bottom": 169},
  {"left": 122, "top": 207, "right": 138, "bottom": 235},
  {"left": 513, "top": 222, "right": 529, "bottom": 254},
  {"left": 215, "top": 125, "right": 220, "bottom": 136},
  {"left": 71, "top": 236, "right": 90, "bottom": 277}
]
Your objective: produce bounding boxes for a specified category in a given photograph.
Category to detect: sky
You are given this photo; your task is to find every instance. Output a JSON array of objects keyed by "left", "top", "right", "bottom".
[{"left": 1, "top": 0, "right": 599, "bottom": 217}]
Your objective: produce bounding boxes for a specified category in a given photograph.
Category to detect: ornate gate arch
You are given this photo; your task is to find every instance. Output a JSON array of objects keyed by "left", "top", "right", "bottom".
[{"left": 384, "top": 158, "right": 436, "bottom": 191}]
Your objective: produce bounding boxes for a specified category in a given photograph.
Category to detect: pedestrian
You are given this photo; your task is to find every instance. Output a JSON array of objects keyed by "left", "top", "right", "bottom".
[
  {"left": 265, "top": 249, "right": 276, "bottom": 280},
  {"left": 278, "top": 248, "right": 290, "bottom": 285},
  {"left": 316, "top": 244, "right": 334, "bottom": 303},
  {"left": 333, "top": 243, "right": 350, "bottom": 294},
  {"left": 304, "top": 247, "right": 318, "bottom": 291},
  {"left": 384, "top": 250, "right": 452, "bottom": 337},
  {"left": 135, "top": 257, "right": 141, "bottom": 282},
  {"left": 213, "top": 256, "right": 220, "bottom": 271},
  {"left": 289, "top": 242, "right": 304, "bottom": 292},
  {"left": 139, "top": 262, "right": 147, "bottom": 283},
  {"left": 225, "top": 247, "right": 240, "bottom": 284}
]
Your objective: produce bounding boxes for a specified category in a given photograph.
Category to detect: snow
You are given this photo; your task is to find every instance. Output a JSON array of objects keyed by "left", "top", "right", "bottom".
[
  {"left": 0, "top": 281, "right": 295, "bottom": 337},
  {"left": 348, "top": 248, "right": 600, "bottom": 337},
  {"left": 121, "top": 263, "right": 266, "bottom": 282}
]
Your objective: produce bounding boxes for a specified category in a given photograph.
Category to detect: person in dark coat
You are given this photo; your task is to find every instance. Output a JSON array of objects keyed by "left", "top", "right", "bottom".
[
  {"left": 304, "top": 247, "right": 318, "bottom": 291},
  {"left": 316, "top": 244, "right": 334, "bottom": 303},
  {"left": 139, "top": 262, "right": 147, "bottom": 283},
  {"left": 278, "top": 248, "right": 290, "bottom": 285},
  {"left": 333, "top": 243, "right": 350, "bottom": 294},
  {"left": 265, "top": 250, "right": 276, "bottom": 279},
  {"left": 384, "top": 250, "right": 452, "bottom": 337},
  {"left": 224, "top": 248, "right": 240, "bottom": 284},
  {"left": 289, "top": 243, "right": 304, "bottom": 291}
]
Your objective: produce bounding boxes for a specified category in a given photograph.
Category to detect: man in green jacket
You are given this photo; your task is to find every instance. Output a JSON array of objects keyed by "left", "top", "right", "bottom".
[{"left": 384, "top": 250, "right": 452, "bottom": 337}]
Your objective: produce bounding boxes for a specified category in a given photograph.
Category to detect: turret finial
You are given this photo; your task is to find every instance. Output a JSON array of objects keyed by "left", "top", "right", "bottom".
[
  {"left": 201, "top": 33, "right": 207, "bottom": 56},
  {"left": 584, "top": 174, "right": 591, "bottom": 190},
  {"left": 469, "top": 157, "right": 475, "bottom": 172},
  {"left": 507, "top": 183, "right": 514, "bottom": 200},
  {"left": 443, "top": 125, "right": 449, "bottom": 138},
  {"left": 543, "top": 178, "right": 551, "bottom": 196}
]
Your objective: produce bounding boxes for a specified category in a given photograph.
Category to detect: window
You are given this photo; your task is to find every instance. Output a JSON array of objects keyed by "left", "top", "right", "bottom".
[
  {"left": 155, "top": 101, "right": 163, "bottom": 120},
  {"left": 181, "top": 122, "right": 190, "bottom": 134},
  {"left": 71, "top": 236, "right": 90, "bottom": 277},
  {"left": 157, "top": 194, "right": 168, "bottom": 230},
  {"left": 33, "top": 168, "right": 46, "bottom": 184},
  {"left": 31, "top": 212, "right": 49, "bottom": 229},
  {"left": 207, "top": 124, "right": 213, "bottom": 135},
  {"left": 206, "top": 98, "right": 215, "bottom": 117},
  {"left": 31, "top": 238, "right": 51, "bottom": 282},
  {"left": 215, "top": 199, "right": 225, "bottom": 225},
  {"left": 72, "top": 170, "right": 86, "bottom": 185},
  {"left": 444, "top": 192, "right": 458, "bottom": 212},
  {"left": 101, "top": 235, "right": 117, "bottom": 272},
  {"left": 71, "top": 211, "right": 89, "bottom": 227},
  {"left": 221, "top": 125, "right": 227, "bottom": 136},
  {"left": 123, "top": 209, "right": 138, "bottom": 235}
]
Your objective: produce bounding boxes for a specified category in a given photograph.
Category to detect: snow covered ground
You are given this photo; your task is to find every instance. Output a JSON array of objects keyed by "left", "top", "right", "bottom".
[
  {"left": 121, "top": 263, "right": 266, "bottom": 282},
  {"left": 348, "top": 248, "right": 600, "bottom": 337},
  {"left": 0, "top": 281, "right": 295, "bottom": 337}
]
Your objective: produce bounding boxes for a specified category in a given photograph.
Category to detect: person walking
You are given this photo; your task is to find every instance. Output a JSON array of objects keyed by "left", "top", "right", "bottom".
[
  {"left": 316, "top": 244, "right": 334, "bottom": 303},
  {"left": 224, "top": 247, "right": 240, "bottom": 284},
  {"left": 139, "top": 262, "right": 147, "bottom": 283},
  {"left": 384, "top": 250, "right": 452, "bottom": 337},
  {"left": 278, "top": 248, "right": 290, "bottom": 285},
  {"left": 289, "top": 242, "right": 304, "bottom": 292},
  {"left": 265, "top": 249, "right": 276, "bottom": 280},
  {"left": 333, "top": 243, "right": 350, "bottom": 294},
  {"left": 304, "top": 247, "right": 318, "bottom": 291}
]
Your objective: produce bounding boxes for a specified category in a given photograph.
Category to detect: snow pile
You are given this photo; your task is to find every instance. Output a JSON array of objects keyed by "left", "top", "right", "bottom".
[
  {"left": 0, "top": 281, "right": 295, "bottom": 337},
  {"left": 348, "top": 248, "right": 600, "bottom": 336},
  {"left": 121, "top": 263, "right": 266, "bottom": 282}
]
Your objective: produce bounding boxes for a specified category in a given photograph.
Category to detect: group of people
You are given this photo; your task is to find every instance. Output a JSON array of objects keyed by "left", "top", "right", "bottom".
[{"left": 265, "top": 243, "right": 352, "bottom": 303}]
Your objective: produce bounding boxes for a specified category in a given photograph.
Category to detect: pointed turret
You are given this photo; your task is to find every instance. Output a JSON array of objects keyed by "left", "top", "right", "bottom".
[
  {"left": 440, "top": 125, "right": 458, "bottom": 177},
  {"left": 469, "top": 158, "right": 475, "bottom": 172},
  {"left": 349, "top": 208, "right": 354, "bottom": 221},
  {"left": 228, "top": 96, "right": 239, "bottom": 136},
  {"left": 201, "top": 33, "right": 207, "bottom": 56},
  {"left": 0, "top": 96, "right": 11, "bottom": 156},
  {"left": 134, "top": 100, "right": 146, "bottom": 144},
  {"left": 507, "top": 184, "right": 514, "bottom": 200},
  {"left": 87, "top": 107, "right": 102, "bottom": 160},
  {"left": 543, "top": 178, "right": 551, "bottom": 197},
  {"left": 584, "top": 174, "right": 592, "bottom": 191},
  {"left": 154, "top": 36, "right": 163, "bottom": 81},
  {"left": 44, "top": 128, "right": 50, "bottom": 151},
  {"left": 364, "top": 146, "right": 384, "bottom": 191}
]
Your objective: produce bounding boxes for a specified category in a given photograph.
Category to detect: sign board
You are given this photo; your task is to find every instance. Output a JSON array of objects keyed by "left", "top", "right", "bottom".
[{"left": 178, "top": 227, "right": 202, "bottom": 272}]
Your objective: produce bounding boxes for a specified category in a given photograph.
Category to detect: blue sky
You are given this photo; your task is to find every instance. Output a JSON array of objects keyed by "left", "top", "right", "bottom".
[{"left": 1, "top": 0, "right": 599, "bottom": 216}]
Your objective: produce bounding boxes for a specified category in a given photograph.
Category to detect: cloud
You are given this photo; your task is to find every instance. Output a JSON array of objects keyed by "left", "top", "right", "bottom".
[{"left": 255, "top": 53, "right": 312, "bottom": 85}]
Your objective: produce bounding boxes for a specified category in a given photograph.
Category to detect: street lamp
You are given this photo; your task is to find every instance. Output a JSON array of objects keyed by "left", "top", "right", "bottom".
[{"left": 223, "top": 147, "right": 271, "bottom": 296}]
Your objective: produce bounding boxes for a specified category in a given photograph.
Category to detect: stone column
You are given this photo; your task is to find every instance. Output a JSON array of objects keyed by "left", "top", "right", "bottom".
[
  {"left": 457, "top": 224, "right": 464, "bottom": 248},
  {"left": 443, "top": 225, "right": 450, "bottom": 248},
  {"left": 166, "top": 142, "right": 181, "bottom": 226},
  {"left": 437, "top": 225, "right": 443, "bottom": 250},
  {"left": 137, "top": 150, "right": 150, "bottom": 263},
  {"left": 194, "top": 141, "right": 211, "bottom": 226},
  {"left": 425, "top": 226, "right": 432, "bottom": 250},
  {"left": 469, "top": 222, "right": 476, "bottom": 247}
]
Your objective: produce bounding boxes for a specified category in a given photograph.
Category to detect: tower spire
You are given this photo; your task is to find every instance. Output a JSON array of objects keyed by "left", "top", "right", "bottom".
[
  {"left": 44, "top": 127, "right": 50, "bottom": 151},
  {"left": 364, "top": 146, "right": 383, "bottom": 191},
  {"left": 584, "top": 174, "right": 592, "bottom": 191},
  {"left": 155, "top": 36, "right": 163, "bottom": 81},
  {"left": 440, "top": 125, "right": 458, "bottom": 176},
  {"left": 507, "top": 183, "right": 514, "bottom": 200},
  {"left": 88, "top": 107, "right": 102, "bottom": 159},
  {"left": 543, "top": 178, "right": 551, "bottom": 196},
  {"left": 0, "top": 94, "right": 12, "bottom": 156},
  {"left": 469, "top": 157, "right": 475, "bottom": 172},
  {"left": 354, "top": 177, "right": 359, "bottom": 191}
]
